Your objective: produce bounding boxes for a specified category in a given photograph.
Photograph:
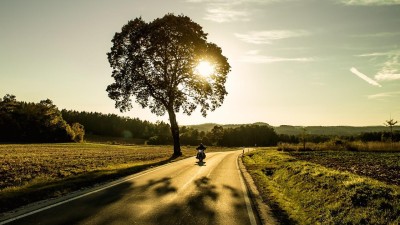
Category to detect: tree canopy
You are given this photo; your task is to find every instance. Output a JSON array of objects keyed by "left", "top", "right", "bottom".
[
  {"left": 0, "top": 94, "right": 84, "bottom": 143},
  {"left": 107, "top": 14, "right": 230, "bottom": 156}
]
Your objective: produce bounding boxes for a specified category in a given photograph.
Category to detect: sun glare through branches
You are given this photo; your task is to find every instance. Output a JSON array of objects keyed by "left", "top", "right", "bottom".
[{"left": 195, "top": 60, "right": 214, "bottom": 77}]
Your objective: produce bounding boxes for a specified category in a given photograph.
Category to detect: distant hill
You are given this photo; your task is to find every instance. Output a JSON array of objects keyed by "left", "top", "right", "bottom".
[
  {"left": 186, "top": 122, "right": 270, "bottom": 133},
  {"left": 186, "top": 123, "right": 219, "bottom": 133},
  {"left": 186, "top": 123, "right": 400, "bottom": 136},
  {"left": 275, "top": 125, "right": 400, "bottom": 136}
]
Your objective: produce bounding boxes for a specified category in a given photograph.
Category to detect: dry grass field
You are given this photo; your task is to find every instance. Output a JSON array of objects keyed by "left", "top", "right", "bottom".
[{"left": 0, "top": 143, "right": 237, "bottom": 213}]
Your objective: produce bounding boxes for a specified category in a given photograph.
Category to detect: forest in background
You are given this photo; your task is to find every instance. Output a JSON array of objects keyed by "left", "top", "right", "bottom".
[
  {"left": 0, "top": 94, "right": 84, "bottom": 143},
  {"left": 61, "top": 109, "right": 279, "bottom": 147},
  {"left": 188, "top": 123, "right": 400, "bottom": 136},
  {"left": 1, "top": 94, "right": 399, "bottom": 147}
]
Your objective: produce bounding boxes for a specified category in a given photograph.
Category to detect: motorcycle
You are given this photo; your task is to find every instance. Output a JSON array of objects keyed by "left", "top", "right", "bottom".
[{"left": 196, "top": 147, "right": 206, "bottom": 162}]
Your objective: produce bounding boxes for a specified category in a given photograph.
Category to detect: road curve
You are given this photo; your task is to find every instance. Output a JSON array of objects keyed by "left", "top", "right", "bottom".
[{"left": 2, "top": 150, "right": 258, "bottom": 225}]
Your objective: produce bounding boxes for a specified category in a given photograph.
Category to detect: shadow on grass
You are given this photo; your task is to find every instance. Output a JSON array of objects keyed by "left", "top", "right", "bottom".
[{"left": 0, "top": 155, "right": 181, "bottom": 214}]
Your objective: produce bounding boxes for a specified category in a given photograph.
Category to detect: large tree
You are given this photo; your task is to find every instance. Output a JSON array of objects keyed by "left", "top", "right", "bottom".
[{"left": 107, "top": 14, "right": 230, "bottom": 156}]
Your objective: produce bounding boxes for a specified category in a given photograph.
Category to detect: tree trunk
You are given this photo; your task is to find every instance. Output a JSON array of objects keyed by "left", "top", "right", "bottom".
[
  {"left": 168, "top": 108, "right": 182, "bottom": 157},
  {"left": 390, "top": 126, "right": 393, "bottom": 142}
]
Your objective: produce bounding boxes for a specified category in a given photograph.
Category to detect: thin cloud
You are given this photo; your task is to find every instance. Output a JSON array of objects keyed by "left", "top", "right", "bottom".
[
  {"left": 356, "top": 49, "right": 400, "bottom": 57},
  {"left": 350, "top": 67, "right": 382, "bottom": 87},
  {"left": 351, "top": 32, "right": 400, "bottom": 38},
  {"left": 240, "top": 51, "right": 314, "bottom": 63},
  {"left": 374, "top": 55, "right": 400, "bottom": 81},
  {"left": 357, "top": 52, "right": 393, "bottom": 57},
  {"left": 368, "top": 91, "right": 400, "bottom": 100},
  {"left": 340, "top": 0, "right": 400, "bottom": 5},
  {"left": 187, "top": 0, "right": 281, "bottom": 23},
  {"left": 204, "top": 6, "right": 250, "bottom": 23},
  {"left": 235, "top": 30, "right": 310, "bottom": 44},
  {"left": 356, "top": 51, "right": 400, "bottom": 81},
  {"left": 375, "top": 73, "right": 400, "bottom": 81}
]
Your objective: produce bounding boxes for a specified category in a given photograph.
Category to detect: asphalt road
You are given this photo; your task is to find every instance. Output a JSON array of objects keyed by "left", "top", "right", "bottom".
[{"left": 2, "top": 150, "right": 258, "bottom": 225}]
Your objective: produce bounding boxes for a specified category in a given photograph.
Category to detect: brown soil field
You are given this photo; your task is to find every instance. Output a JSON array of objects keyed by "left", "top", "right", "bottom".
[{"left": 289, "top": 151, "right": 400, "bottom": 186}]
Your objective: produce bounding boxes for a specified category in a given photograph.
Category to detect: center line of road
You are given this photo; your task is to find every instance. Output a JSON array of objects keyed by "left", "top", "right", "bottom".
[
  {"left": 180, "top": 163, "right": 204, "bottom": 191},
  {"left": 178, "top": 152, "right": 220, "bottom": 191}
]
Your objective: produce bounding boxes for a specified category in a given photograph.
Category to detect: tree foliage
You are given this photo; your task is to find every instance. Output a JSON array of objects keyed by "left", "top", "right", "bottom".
[
  {"left": 0, "top": 95, "right": 83, "bottom": 143},
  {"left": 106, "top": 14, "right": 230, "bottom": 155},
  {"left": 62, "top": 110, "right": 155, "bottom": 139},
  {"left": 219, "top": 125, "right": 278, "bottom": 147},
  {"left": 179, "top": 126, "right": 204, "bottom": 146}
]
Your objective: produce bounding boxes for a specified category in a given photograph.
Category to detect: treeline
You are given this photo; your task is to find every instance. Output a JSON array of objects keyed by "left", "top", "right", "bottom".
[
  {"left": 0, "top": 94, "right": 84, "bottom": 143},
  {"left": 172, "top": 125, "right": 278, "bottom": 147},
  {"left": 61, "top": 110, "right": 161, "bottom": 139},
  {"left": 359, "top": 131, "right": 400, "bottom": 142},
  {"left": 278, "top": 131, "right": 400, "bottom": 144},
  {"left": 61, "top": 110, "right": 175, "bottom": 145},
  {"left": 275, "top": 125, "right": 400, "bottom": 136},
  {"left": 218, "top": 125, "right": 278, "bottom": 147},
  {"left": 3, "top": 94, "right": 397, "bottom": 146},
  {"left": 62, "top": 109, "right": 279, "bottom": 147},
  {"left": 178, "top": 125, "right": 278, "bottom": 147}
]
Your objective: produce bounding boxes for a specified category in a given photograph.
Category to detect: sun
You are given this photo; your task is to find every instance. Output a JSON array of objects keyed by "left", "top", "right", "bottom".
[{"left": 195, "top": 61, "right": 214, "bottom": 77}]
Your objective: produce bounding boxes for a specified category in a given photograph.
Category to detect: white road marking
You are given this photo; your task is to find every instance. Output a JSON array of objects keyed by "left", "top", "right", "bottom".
[{"left": 180, "top": 163, "right": 204, "bottom": 191}]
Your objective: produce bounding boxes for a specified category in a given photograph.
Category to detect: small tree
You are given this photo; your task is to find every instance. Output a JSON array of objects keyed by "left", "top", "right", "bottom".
[
  {"left": 71, "top": 122, "right": 85, "bottom": 142},
  {"left": 210, "top": 125, "right": 224, "bottom": 146},
  {"left": 384, "top": 118, "right": 398, "bottom": 142},
  {"left": 107, "top": 14, "right": 230, "bottom": 156},
  {"left": 299, "top": 127, "right": 307, "bottom": 151}
]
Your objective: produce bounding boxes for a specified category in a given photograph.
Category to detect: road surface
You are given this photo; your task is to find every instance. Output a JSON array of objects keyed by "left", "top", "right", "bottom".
[{"left": 2, "top": 150, "right": 257, "bottom": 225}]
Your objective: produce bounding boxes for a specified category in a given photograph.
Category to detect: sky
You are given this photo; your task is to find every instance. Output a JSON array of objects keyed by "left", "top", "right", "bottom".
[{"left": 1, "top": 0, "right": 400, "bottom": 126}]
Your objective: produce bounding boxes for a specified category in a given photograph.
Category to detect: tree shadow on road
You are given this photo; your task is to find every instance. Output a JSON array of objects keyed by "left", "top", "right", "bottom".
[
  {"left": 7, "top": 176, "right": 178, "bottom": 225},
  {"left": 143, "top": 177, "right": 177, "bottom": 197},
  {"left": 8, "top": 174, "right": 254, "bottom": 225},
  {"left": 148, "top": 176, "right": 219, "bottom": 225}
]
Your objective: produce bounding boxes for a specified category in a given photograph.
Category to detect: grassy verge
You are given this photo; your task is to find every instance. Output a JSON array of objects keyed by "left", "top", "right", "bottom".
[
  {"left": 243, "top": 148, "right": 400, "bottom": 224},
  {"left": 0, "top": 143, "right": 236, "bottom": 213}
]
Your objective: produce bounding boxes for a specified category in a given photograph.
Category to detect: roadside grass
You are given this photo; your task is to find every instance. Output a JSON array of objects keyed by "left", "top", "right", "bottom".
[
  {"left": 243, "top": 148, "right": 400, "bottom": 225},
  {"left": 0, "top": 143, "right": 236, "bottom": 213}
]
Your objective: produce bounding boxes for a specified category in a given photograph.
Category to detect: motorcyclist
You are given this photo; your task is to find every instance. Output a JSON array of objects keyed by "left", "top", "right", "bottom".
[{"left": 196, "top": 143, "right": 206, "bottom": 159}]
